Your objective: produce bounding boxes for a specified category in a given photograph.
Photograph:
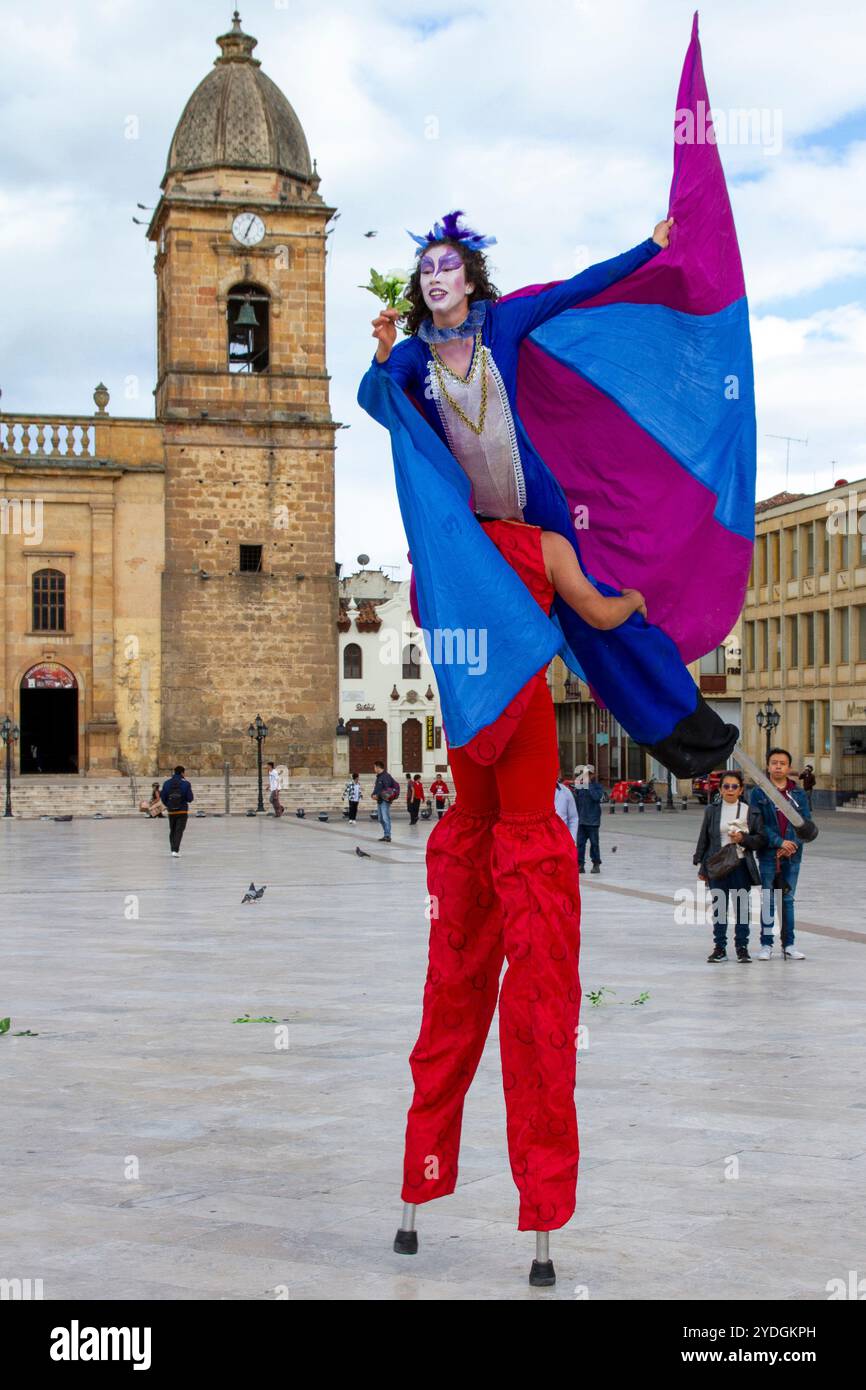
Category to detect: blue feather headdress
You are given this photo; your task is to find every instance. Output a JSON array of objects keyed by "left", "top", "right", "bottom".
[{"left": 407, "top": 209, "right": 497, "bottom": 257}]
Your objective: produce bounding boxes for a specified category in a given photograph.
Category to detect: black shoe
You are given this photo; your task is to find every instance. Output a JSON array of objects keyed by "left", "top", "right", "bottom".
[
  {"left": 378, "top": 836, "right": 391, "bottom": 842},
  {"left": 736, "top": 946, "right": 752, "bottom": 963},
  {"left": 578, "top": 865, "right": 585, "bottom": 874},
  {"left": 707, "top": 946, "right": 727, "bottom": 962},
  {"left": 590, "top": 864, "right": 600, "bottom": 874}
]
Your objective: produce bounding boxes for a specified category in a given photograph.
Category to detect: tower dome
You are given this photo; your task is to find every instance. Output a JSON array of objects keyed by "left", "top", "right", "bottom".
[{"left": 164, "top": 11, "right": 314, "bottom": 185}]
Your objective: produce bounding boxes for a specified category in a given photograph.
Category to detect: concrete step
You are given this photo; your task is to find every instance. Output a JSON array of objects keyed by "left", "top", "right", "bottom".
[{"left": 2, "top": 776, "right": 376, "bottom": 819}]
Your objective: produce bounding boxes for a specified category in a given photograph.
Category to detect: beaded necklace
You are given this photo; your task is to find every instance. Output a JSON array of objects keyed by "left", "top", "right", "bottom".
[{"left": 431, "top": 331, "right": 488, "bottom": 436}]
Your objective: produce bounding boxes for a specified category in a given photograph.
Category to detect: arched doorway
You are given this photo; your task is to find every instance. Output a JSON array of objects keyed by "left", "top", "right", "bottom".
[
  {"left": 19, "top": 664, "right": 78, "bottom": 773},
  {"left": 401, "top": 718, "right": 422, "bottom": 774}
]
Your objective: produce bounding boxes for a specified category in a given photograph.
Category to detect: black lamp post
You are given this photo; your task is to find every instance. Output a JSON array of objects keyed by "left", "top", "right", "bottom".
[
  {"left": 755, "top": 698, "right": 780, "bottom": 765},
  {"left": 247, "top": 714, "right": 269, "bottom": 812},
  {"left": 1, "top": 714, "right": 20, "bottom": 818}
]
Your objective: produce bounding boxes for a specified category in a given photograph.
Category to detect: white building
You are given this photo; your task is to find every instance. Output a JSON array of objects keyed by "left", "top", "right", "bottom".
[{"left": 338, "top": 567, "right": 449, "bottom": 781}]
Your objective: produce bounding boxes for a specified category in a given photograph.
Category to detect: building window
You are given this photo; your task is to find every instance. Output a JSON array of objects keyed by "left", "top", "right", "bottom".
[
  {"left": 758, "top": 620, "right": 769, "bottom": 670},
  {"left": 804, "top": 611, "right": 815, "bottom": 666},
  {"left": 769, "top": 531, "right": 780, "bottom": 585},
  {"left": 32, "top": 568, "right": 66, "bottom": 631},
  {"left": 239, "top": 544, "right": 263, "bottom": 573},
  {"left": 839, "top": 532, "right": 850, "bottom": 570},
  {"left": 819, "top": 610, "right": 830, "bottom": 665},
  {"left": 402, "top": 642, "right": 422, "bottom": 679},
  {"left": 343, "top": 643, "right": 362, "bottom": 679},
  {"left": 769, "top": 617, "right": 780, "bottom": 671},
  {"left": 838, "top": 607, "right": 850, "bottom": 663},
  {"left": 804, "top": 523, "right": 815, "bottom": 577},
  {"left": 699, "top": 645, "right": 725, "bottom": 675},
  {"left": 755, "top": 535, "right": 768, "bottom": 586},
  {"left": 858, "top": 605, "right": 866, "bottom": 662},
  {"left": 787, "top": 527, "right": 799, "bottom": 580},
  {"left": 860, "top": 530, "right": 866, "bottom": 566},
  {"left": 820, "top": 700, "right": 831, "bottom": 754},
  {"left": 227, "top": 282, "right": 270, "bottom": 374},
  {"left": 745, "top": 621, "right": 755, "bottom": 671},
  {"left": 787, "top": 614, "right": 799, "bottom": 668},
  {"left": 805, "top": 701, "right": 816, "bottom": 754},
  {"left": 822, "top": 520, "right": 831, "bottom": 572}
]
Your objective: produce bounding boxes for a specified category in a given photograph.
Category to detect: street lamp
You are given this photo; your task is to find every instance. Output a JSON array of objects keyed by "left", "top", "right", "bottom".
[
  {"left": 755, "top": 698, "right": 780, "bottom": 765},
  {"left": 1, "top": 715, "right": 20, "bottom": 818},
  {"left": 247, "top": 714, "right": 269, "bottom": 813}
]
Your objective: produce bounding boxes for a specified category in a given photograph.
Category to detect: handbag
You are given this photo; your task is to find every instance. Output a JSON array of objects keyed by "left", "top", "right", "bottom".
[{"left": 706, "top": 842, "right": 740, "bottom": 879}]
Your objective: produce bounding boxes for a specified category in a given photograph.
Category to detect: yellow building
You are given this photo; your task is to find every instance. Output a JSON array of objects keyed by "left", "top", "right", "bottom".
[
  {"left": 741, "top": 480, "right": 866, "bottom": 799},
  {"left": 0, "top": 15, "right": 337, "bottom": 777}
]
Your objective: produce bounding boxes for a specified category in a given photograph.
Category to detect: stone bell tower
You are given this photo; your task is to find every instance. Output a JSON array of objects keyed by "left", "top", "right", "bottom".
[{"left": 149, "top": 11, "right": 338, "bottom": 773}]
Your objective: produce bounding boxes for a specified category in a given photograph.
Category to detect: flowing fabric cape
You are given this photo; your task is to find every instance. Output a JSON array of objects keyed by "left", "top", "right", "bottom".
[{"left": 358, "top": 12, "right": 755, "bottom": 778}]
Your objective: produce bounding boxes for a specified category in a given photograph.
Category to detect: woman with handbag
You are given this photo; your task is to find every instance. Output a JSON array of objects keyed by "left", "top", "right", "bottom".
[{"left": 693, "top": 770, "right": 767, "bottom": 963}]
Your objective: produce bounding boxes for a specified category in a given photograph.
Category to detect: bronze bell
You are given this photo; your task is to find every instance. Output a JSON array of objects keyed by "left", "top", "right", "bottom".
[{"left": 234, "top": 299, "right": 259, "bottom": 327}]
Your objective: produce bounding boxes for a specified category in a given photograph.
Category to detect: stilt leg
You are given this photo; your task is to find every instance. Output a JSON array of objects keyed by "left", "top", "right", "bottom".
[
  {"left": 529, "top": 1231, "right": 556, "bottom": 1286},
  {"left": 394, "top": 1202, "right": 418, "bottom": 1254}
]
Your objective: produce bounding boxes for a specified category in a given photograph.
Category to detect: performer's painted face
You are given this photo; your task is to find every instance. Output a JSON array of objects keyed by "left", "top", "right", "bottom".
[{"left": 419, "top": 244, "right": 475, "bottom": 314}]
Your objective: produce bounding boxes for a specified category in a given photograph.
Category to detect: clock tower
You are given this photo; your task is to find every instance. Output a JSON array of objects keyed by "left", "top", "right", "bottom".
[{"left": 148, "top": 12, "right": 338, "bottom": 773}]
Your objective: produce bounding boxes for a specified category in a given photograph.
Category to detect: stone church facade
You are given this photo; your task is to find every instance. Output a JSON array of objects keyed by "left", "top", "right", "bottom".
[{"left": 0, "top": 15, "right": 338, "bottom": 777}]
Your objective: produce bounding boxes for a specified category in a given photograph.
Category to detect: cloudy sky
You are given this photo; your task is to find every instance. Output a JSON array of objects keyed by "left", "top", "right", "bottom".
[{"left": 2, "top": 0, "right": 865, "bottom": 578}]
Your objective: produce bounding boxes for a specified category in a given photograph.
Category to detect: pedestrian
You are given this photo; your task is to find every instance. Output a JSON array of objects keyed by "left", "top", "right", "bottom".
[
  {"left": 409, "top": 773, "right": 425, "bottom": 825},
  {"left": 554, "top": 772, "right": 579, "bottom": 844},
  {"left": 429, "top": 773, "right": 450, "bottom": 819},
  {"left": 573, "top": 765, "right": 604, "bottom": 874},
  {"left": 693, "top": 769, "right": 767, "bottom": 963},
  {"left": 798, "top": 763, "right": 816, "bottom": 813},
  {"left": 405, "top": 773, "right": 416, "bottom": 821},
  {"left": 267, "top": 761, "right": 285, "bottom": 817},
  {"left": 372, "top": 759, "right": 400, "bottom": 842},
  {"left": 749, "top": 747, "right": 811, "bottom": 960},
  {"left": 160, "top": 764, "right": 194, "bottom": 856},
  {"left": 343, "top": 771, "right": 363, "bottom": 821}
]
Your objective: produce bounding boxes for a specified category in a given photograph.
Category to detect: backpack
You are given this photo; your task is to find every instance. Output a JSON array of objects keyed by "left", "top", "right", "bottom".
[
  {"left": 166, "top": 781, "right": 186, "bottom": 813},
  {"left": 381, "top": 777, "right": 399, "bottom": 802}
]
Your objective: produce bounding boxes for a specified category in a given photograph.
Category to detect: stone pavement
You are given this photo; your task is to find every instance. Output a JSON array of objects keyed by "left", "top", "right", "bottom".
[{"left": 1, "top": 807, "right": 864, "bottom": 1301}]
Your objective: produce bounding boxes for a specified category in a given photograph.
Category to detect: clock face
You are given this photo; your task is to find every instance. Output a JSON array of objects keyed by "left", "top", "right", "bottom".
[{"left": 232, "top": 212, "right": 265, "bottom": 247}]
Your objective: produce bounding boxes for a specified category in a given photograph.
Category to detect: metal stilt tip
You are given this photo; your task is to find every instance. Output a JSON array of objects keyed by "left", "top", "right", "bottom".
[
  {"left": 393, "top": 1228, "right": 418, "bottom": 1254},
  {"left": 529, "top": 1258, "right": 556, "bottom": 1286}
]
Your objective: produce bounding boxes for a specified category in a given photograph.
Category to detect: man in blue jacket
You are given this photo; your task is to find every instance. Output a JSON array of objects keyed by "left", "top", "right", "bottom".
[
  {"left": 160, "top": 764, "right": 194, "bottom": 857},
  {"left": 573, "top": 766, "right": 604, "bottom": 874},
  {"left": 749, "top": 747, "right": 810, "bottom": 960}
]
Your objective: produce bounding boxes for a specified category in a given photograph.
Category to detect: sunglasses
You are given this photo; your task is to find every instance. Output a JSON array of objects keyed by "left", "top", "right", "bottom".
[{"left": 721, "top": 783, "right": 742, "bottom": 790}]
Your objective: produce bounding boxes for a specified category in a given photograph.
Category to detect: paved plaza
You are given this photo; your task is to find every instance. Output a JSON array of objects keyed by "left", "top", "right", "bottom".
[{"left": 2, "top": 805, "right": 865, "bottom": 1301}]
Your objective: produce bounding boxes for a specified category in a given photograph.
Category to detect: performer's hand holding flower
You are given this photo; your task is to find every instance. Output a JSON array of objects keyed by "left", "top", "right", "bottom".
[
  {"left": 371, "top": 308, "right": 400, "bottom": 363},
  {"left": 652, "top": 216, "right": 674, "bottom": 248}
]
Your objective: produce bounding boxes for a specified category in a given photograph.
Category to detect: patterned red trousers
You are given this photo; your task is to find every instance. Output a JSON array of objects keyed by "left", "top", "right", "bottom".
[{"left": 401, "top": 674, "right": 582, "bottom": 1230}]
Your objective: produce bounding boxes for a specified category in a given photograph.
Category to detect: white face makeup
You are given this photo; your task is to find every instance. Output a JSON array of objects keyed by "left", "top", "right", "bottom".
[{"left": 419, "top": 244, "right": 475, "bottom": 315}]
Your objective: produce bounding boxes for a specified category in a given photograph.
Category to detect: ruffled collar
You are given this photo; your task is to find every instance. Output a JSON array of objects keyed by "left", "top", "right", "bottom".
[{"left": 417, "top": 299, "right": 488, "bottom": 344}]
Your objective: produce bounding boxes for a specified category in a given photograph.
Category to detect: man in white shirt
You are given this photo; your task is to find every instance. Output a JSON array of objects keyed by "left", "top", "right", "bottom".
[
  {"left": 267, "top": 761, "right": 284, "bottom": 818},
  {"left": 554, "top": 773, "right": 579, "bottom": 844}
]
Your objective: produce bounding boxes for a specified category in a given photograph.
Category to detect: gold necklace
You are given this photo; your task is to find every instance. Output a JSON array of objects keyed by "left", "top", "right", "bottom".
[{"left": 431, "top": 332, "right": 487, "bottom": 435}]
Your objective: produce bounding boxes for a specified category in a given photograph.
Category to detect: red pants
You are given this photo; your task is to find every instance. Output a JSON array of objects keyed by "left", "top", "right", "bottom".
[{"left": 401, "top": 674, "right": 582, "bottom": 1230}]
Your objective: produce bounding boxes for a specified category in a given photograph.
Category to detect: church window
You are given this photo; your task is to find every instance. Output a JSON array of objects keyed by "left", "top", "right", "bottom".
[
  {"left": 239, "top": 545, "right": 263, "bottom": 573},
  {"left": 402, "top": 642, "right": 422, "bottom": 679},
  {"left": 227, "top": 282, "right": 270, "bottom": 373},
  {"left": 343, "top": 643, "right": 362, "bottom": 679},
  {"left": 32, "top": 569, "right": 66, "bottom": 631}
]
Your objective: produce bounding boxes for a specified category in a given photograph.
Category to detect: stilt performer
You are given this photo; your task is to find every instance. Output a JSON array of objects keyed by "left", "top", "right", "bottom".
[{"left": 358, "top": 13, "right": 757, "bottom": 1284}]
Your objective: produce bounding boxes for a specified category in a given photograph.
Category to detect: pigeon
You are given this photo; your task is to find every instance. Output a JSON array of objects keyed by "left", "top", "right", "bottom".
[
  {"left": 241, "top": 882, "right": 267, "bottom": 904},
  {"left": 364, "top": 230, "right": 378, "bottom": 238},
  {"left": 611, "top": 846, "right": 618, "bottom": 853},
  {"left": 355, "top": 846, "right": 371, "bottom": 858}
]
